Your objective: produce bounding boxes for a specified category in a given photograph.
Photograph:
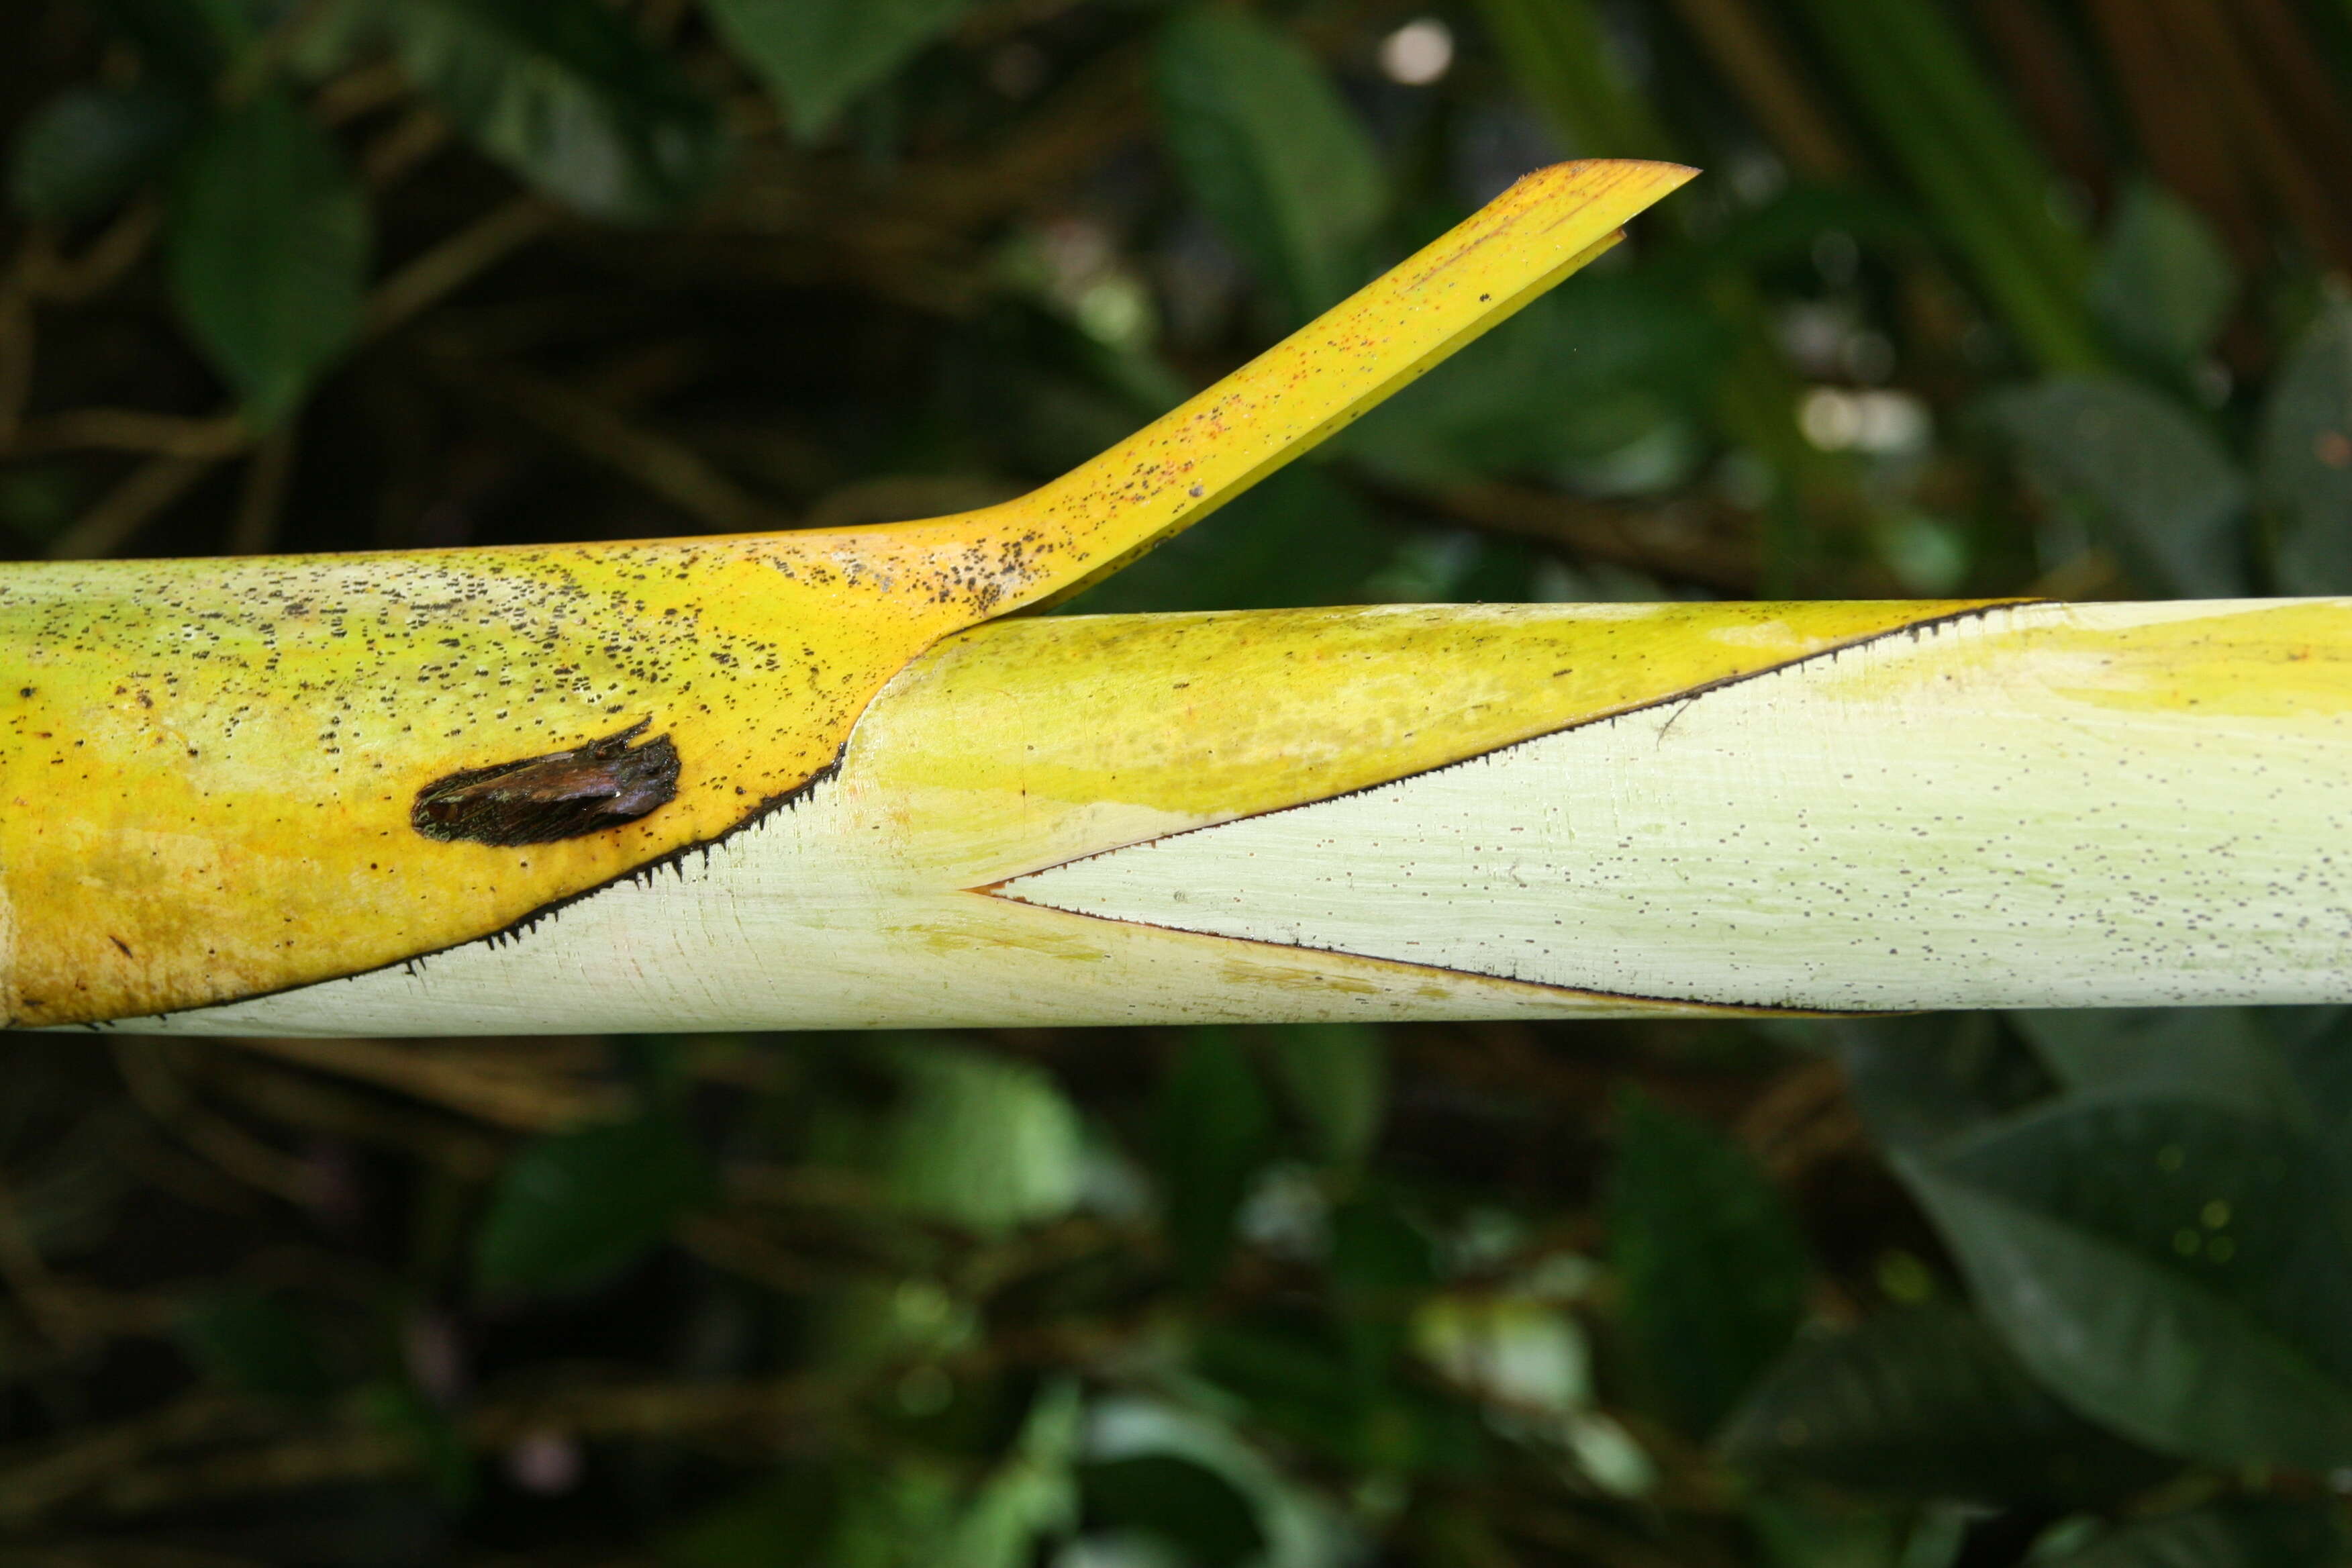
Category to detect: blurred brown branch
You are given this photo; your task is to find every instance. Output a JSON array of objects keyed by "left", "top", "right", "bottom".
[
  {"left": 1, "top": 1378, "right": 826, "bottom": 1525},
  {"left": 219, "top": 1037, "right": 628, "bottom": 1132},
  {"left": 1665, "top": 0, "right": 1857, "bottom": 179},
  {"left": 111, "top": 1043, "right": 324, "bottom": 1208}
]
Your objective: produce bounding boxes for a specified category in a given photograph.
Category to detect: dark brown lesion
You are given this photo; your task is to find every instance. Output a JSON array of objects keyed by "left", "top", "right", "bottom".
[{"left": 411, "top": 720, "right": 681, "bottom": 846}]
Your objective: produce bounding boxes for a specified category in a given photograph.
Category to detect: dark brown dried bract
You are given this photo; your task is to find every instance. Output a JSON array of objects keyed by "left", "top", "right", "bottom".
[{"left": 411, "top": 721, "right": 681, "bottom": 846}]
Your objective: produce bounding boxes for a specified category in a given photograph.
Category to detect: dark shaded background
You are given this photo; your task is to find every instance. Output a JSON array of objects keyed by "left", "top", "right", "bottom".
[{"left": 3, "top": 1, "right": 2352, "bottom": 1564}]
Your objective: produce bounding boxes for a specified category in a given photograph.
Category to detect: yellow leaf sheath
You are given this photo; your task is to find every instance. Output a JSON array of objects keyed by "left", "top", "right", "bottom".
[
  {"left": 160, "top": 595, "right": 2352, "bottom": 1036},
  {"left": 0, "top": 160, "right": 1694, "bottom": 1026},
  {"left": 159, "top": 598, "right": 2016, "bottom": 1036}
]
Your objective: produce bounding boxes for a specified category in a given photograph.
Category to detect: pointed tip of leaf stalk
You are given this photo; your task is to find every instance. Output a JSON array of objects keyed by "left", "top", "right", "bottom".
[{"left": 941, "top": 158, "right": 1701, "bottom": 614}]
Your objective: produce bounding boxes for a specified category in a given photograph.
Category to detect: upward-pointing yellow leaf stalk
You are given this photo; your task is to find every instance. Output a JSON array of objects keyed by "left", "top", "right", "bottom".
[{"left": 3, "top": 162, "right": 1698, "bottom": 1030}]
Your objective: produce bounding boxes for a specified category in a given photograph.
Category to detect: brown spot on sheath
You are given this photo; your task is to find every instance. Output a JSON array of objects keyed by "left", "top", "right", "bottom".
[{"left": 411, "top": 721, "right": 680, "bottom": 846}]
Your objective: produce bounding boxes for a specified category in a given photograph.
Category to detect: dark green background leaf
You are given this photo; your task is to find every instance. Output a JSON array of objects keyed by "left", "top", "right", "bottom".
[
  {"left": 1743, "top": 1493, "right": 1933, "bottom": 1568},
  {"left": 1265, "top": 1023, "right": 1387, "bottom": 1169},
  {"left": 1719, "top": 1301, "right": 2170, "bottom": 1504},
  {"left": 2091, "top": 181, "right": 2237, "bottom": 366},
  {"left": 2259, "top": 303, "right": 2352, "bottom": 593},
  {"left": 663, "top": 1470, "right": 836, "bottom": 1568},
  {"left": 9, "top": 85, "right": 195, "bottom": 223},
  {"left": 360, "top": 1379, "right": 476, "bottom": 1505},
  {"left": 1155, "top": 1030, "right": 1274, "bottom": 1291},
  {"left": 166, "top": 90, "right": 369, "bottom": 426},
  {"left": 1608, "top": 1089, "right": 1810, "bottom": 1437},
  {"left": 1329, "top": 1192, "right": 1436, "bottom": 1389},
  {"left": 2006, "top": 1008, "right": 2304, "bottom": 1122},
  {"left": 1153, "top": 4, "right": 1387, "bottom": 324},
  {"left": 473, "top": 1113, "right": 712, "bottom": 1296},
  {"left": 2040, "top": 1502, "right": 2349, "bottom": 1568},
  {"left": 873, "top": 1038, "right": 1083, "bottom": 1231},
  {"left": 98, "top": 0, "right": 252, "bottom": 90},
  {"left": 1079, "top": 1454, "right": 1266, "bottom": 1568},
  {"left": 386, "top": 0, "right": 728, "bottom": 224},
  {"left": 1834, "top": 1012, "right": 2057, "bottom": 1154},
  {"left": 703, "top": 0, "right": 975, "bottom": 141},
  {"left": 1989, "top": 375, "right": 2247, "bottom": 594},
  {"left": 1900, "top": 1093, "right": 2352, "bottom": 1468},
  {"left": 177, "top": 1288, "right": 336, "bottom": 1403}
]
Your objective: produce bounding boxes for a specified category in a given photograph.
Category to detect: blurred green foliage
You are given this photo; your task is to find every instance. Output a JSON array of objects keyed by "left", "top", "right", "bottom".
[{"left": 4, "top": 0, "right": 2352, "bottom": 1563}]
